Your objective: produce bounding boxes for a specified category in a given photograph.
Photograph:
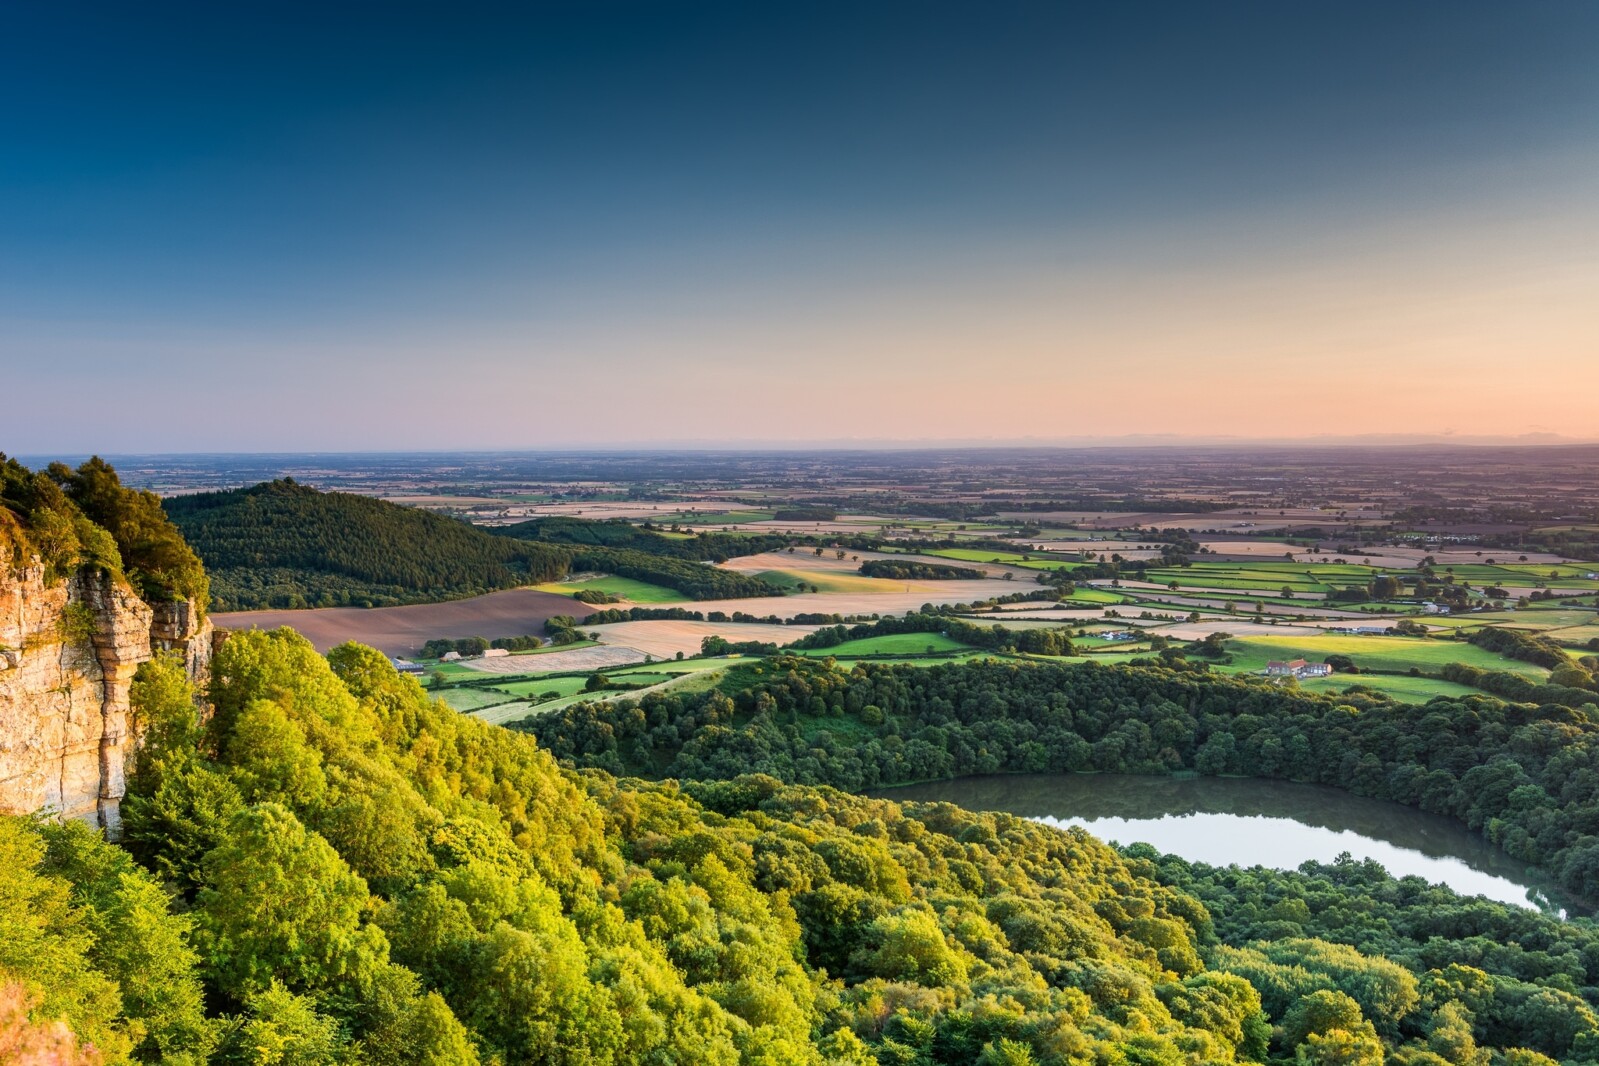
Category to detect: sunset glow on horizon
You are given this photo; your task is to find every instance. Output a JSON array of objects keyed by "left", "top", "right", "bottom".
[{"left": 3, "top": 2, "right": 1596, "bottom": 451}]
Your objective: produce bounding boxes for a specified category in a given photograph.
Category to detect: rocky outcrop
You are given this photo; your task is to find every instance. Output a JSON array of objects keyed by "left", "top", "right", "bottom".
[{"left": 0, "top": 560, "right": 211, "bottom": 835}]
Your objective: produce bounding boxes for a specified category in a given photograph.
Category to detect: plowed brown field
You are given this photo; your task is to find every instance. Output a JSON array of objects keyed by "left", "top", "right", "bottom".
[{"left": 212, "top": 588, "right": 587, "bottom": 656}]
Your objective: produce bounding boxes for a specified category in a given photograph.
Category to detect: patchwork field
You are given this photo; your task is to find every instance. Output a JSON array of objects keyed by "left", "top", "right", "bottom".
[
  {"left": 796, "top": 632, "right": 974, "bottom": 657},
  {"left": 458, "top": 644, "right": 649, "bottom": 674},
  {"left": 533, "top": 575, "right": 686, "bottom": 603},
  {"left": 212, "top": 587, "right": 591, "bottom": 655},
  {"left": 755, "top": 569, "right": 910, "bottom": 594},
  {"left": 1290, "top": 674, "right": 1483, "bottom": 704},
  {"left": 584, "top": 619, "right": 822, "bottom": 659},
  {"left": 1221, "top": 634, "right": 1550, "bottom": 678}
]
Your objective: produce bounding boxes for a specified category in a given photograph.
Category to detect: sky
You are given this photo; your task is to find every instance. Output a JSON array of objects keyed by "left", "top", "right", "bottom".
[{"left": 3, "top": 1, "right": 1597, "bottom": 452}]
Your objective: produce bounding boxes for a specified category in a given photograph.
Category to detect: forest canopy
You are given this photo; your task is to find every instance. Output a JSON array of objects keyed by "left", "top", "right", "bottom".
[
  {"left": 164, "top": 482, "right": 783, "bottom": 609},
  {"left": 1, "top": 630, "right": 1281, "bottom": 1064},
  {"left": 3, "top": 625, "right": 1597, "bottom": 1061},
  {"left": 0, "top": 455, "right": 207, "bottom": 606}
]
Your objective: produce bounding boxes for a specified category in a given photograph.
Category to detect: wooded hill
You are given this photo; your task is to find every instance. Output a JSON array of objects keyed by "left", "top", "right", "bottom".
[
  {"left": 164, "top": 482, "right": 778, "bottom": 610},
  {"left": 11, "top": 631, "right": 1593, "bottom": 1064},
  {"left": 525, "top": 652, "right": 1599, "bottom": 1062},
  {"left": 5, "top": 630, "right": 1267, "bottom": 1064}
]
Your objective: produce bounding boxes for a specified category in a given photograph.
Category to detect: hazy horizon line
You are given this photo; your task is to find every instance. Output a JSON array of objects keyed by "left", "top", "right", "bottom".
[{"left": 15, "top": 431, "right": 1599, "bottom": 462}]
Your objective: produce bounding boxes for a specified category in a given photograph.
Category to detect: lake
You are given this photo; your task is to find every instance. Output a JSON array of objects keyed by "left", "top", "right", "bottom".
[{"left": 877, "top": 774, "right": 1578, "bottom": 915}]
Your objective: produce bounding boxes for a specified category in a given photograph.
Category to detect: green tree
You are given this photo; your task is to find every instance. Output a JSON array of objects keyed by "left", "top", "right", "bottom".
[
  {"left": 0, "top": 817, "right": 131, "bottom": 1062},
  {"left": 218, "top": 982, "right": 346, "bottom": 1066},
  {"left": 39, "top": 820, "right": 214, "bottom": 1063},
  {"left": 194, "top": 803, "right": 389, "bottom": 1001}
]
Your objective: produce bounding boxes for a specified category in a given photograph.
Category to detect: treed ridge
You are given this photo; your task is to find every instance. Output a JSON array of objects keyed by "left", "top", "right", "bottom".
[
  {"left": 4, "top": 629, "right": 1272, "bottom": 1064},
  {"left": 164, "top": 480, "right": 782, "bottom": 609},
  {"left": 526, "top": 654, "right": 1599, "bottom": 901}
]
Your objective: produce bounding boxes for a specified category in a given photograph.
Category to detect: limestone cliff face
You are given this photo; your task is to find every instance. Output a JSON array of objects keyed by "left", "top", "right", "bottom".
[{"left": 0, "top": 559, "right": 211, "bottom": 834}]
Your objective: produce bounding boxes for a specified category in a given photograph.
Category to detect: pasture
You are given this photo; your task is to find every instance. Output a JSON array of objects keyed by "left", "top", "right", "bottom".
[
  {"left": 1222, "top": 634, "right": 1550, "bottom": 679},
  {"left": 797, "top": 632, "right": 974, "bottom": 657},
  {"left": 1291, "top": 674, "right": 1483, "bottom": 704},
  {"left": 534, "top": 575, "right": 686, "bottom": 603},
  {"left": 925, "top": 547, "right": 1038, "bottom": 564}
]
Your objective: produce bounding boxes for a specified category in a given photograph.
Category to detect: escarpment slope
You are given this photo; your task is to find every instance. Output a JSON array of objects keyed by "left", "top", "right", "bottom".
[{"left": 0, "top": 455, "right": 212, "bottom": 832}]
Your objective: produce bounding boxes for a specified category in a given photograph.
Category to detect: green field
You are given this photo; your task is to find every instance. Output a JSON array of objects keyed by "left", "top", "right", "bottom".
[
  {"left": 476, "top": 662, "right": 730, "bottom": 726},
  {"left": 1293, "top": 673, "right": 1484, "bottom": 704},
  {"left": 1220, "top": 634, "right": 1549, "bottom": 679},
  {"left": 486, "top": 675, "right": 593, "bottom": 699},
  {"left": 798, "top": 632, "right": 973, "bottom": 657},
  {"left": 534, "top": 575, "right": 686, "bottom": 603},
  {"left": 925, "top": 547, "right": 1035, "bottom": 563},
  {"left": 923, "top": 547, "right": 1087, "bottom": 571},
  {"left": 1060, "top": 587, "right": 1129, "bottom": 604},
  {"left": 1074, "top": 635, "right": 1149, "bottom": 649},
  {"left": 667, "top": 510, "right": 775, "bottom": 525},
  {"left": 632, "top": 658, "right": 753, "bottom": 674},
  {"left": 1141, "top": 561, "right": 1386, "bottom": 593},
  {"left": 434, "top": 686, "right": 522, "bottom": 712},
  {"left": 824, "top": 651, "right": 999, "bottom": 670}
]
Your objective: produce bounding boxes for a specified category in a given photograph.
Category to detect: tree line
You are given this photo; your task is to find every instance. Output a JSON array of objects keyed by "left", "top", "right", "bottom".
[
  {"left": 788, "top": 612, "right": 1079, "bottom": 657},
  {"left": 524, "top": 654, "right": 1599, "bottom": 905},
  {"left": 858, "top": 560, "right": 985, "bottom": 581}
]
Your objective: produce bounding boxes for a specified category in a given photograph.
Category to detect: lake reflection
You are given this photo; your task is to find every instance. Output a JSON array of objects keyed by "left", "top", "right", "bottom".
[{"left": 877, "top": 774, "right": 1578, "bottom": 916}]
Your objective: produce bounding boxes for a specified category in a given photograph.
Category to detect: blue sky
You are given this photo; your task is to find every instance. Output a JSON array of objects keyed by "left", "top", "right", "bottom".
[{"left": 4, "top": 2, "right": 1597, "bottom": 450}]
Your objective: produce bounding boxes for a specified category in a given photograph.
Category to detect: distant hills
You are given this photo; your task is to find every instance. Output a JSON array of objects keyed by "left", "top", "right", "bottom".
[
  {"left": 164, "top": 480, "right": 570, "bottom": 610},
  {"left": 164, "top": 480, "right": 783, "bottom": 610}
]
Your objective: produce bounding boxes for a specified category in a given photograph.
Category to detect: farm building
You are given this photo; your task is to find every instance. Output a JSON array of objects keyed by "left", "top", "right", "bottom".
[
  {"left": 1266, "top": 658, "right": 1332, "bottom": 679},
  {"left": 391, "top": 658, "right": 425, "bottom": 674}
]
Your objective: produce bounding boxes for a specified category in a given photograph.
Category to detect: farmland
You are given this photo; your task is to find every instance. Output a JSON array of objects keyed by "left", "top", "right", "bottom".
[
  {"left": 211, "top": 587, "right": 593, "bottom": 656},
  {"left": 1219, "top": 634, "right": 1552, "bottom": 679},
  {"left": 795, "top": 632, "right": 975, "bottom": 657},
  {"left": 532, "top": 574, "right": 685, "bottom": 603},
  {"left": 182, "top": 446, "right": 1599, "bottom": 721}
]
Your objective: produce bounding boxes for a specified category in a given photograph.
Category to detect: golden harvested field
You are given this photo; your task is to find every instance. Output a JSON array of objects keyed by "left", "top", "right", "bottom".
[
  {"left": 720, "top": 548, "right": 1031, "bottom": 581},
  {"left": 1144, "top": 619, "right": 1328, "bottom": 638},
  {"left": 993, "top": 511, "right": 1144, "bottom": 526},
  {"left": 1197, "top": 541, "right": 1577, "bottom": 567},
  {"left": 737, "top": 517, "right": 905, "bottom": 535},
  {"left": 757, "top": 570, "right": 913, "bottom": 594},
  {"left": 718, "top": 550, "right": 877, "bottom": 574},
  {"left": 585, "top": 620, "right": 821, "bottom": 659},
  {"left": 456, "top": 645, "right": 649, "bottom": 674}
]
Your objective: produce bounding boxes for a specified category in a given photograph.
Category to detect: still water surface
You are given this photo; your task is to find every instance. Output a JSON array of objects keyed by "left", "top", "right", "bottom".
[{"left": 878, "top": 774, "right": 1578, "bottom": 915}]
